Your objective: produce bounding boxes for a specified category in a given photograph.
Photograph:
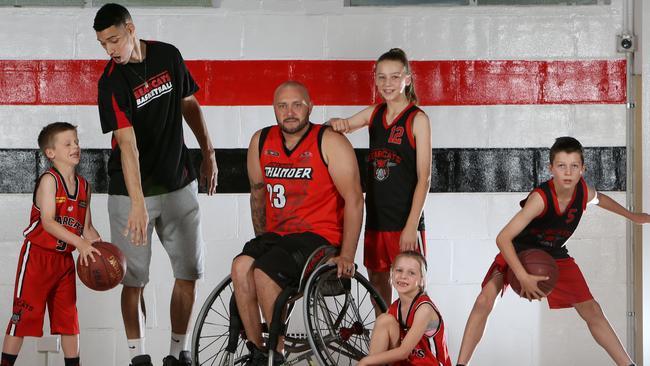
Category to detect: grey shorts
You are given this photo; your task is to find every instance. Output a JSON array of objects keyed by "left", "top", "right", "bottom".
[{"left": 108, "top": 180, "right": 205, "bottom": 287}]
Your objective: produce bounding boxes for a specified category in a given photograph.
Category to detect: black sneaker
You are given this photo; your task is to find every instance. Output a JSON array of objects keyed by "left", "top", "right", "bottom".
[
  {"left": 244, "top": 342, "right": 268, "bottom": 366},
  {"left": 130, "top": 354, "right": 153, "bottom": 366},
  {"left": 162, "top": 354, "right": 178, "bottom": 366},
  {"left": 178, "top": 351, "right": 191, "bottom": 366}
]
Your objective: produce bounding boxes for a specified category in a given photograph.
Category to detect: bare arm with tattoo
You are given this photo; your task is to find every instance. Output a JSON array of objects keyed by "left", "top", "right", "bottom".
[{"left": 247, "top": 130, "right": 267, "bottom": 236}]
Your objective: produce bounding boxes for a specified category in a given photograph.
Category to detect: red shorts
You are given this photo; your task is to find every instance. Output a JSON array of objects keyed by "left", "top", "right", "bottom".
[
  {"left": 364, "top": 230, "right": 426, "bottom": 273},
  {"left": 482, "top": 253, "right": 593, "bottom": 309},
  {"left": 6, "top": 241, "right": 79, "bottom": 337}
]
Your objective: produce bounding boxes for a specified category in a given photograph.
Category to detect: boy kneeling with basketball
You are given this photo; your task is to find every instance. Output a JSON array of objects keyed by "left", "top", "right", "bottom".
[
  {"left": 456, "top": 137, "right": 650, "bottom": 366},
  {"left": 1, "top": 122, "right": 101, "bottom": 366}
]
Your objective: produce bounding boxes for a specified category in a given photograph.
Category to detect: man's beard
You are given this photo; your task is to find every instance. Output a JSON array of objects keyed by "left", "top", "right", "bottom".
[{"left": 279, "top": 117, "right": 308, "bottom": 134}]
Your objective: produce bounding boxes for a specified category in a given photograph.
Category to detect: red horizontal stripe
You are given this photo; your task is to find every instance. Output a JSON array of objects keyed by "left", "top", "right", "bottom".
[{"left": 0, "top": 59, "right": 625, "bottom": 106}]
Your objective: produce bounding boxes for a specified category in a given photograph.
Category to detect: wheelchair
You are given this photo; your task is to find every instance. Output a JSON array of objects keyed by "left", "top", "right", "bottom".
[{"left": 191, "top": 245, "right": 388, "bottom": 365}]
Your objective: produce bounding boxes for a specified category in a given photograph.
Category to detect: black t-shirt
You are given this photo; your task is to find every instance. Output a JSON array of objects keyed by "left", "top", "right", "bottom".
[
  {"left": 365, "top": 103, "right": 425, "bottom": 231},
  {"left": 513, "top": 178, "right": 588, "bottom": 259},
  {"left": 97, "top": 40, "right": 198, "bottom": 196}
]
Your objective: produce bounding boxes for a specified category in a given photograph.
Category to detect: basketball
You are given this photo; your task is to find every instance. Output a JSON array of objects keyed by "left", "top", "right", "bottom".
[
  {"left": 506, "top": 249, "right": 559, "bottom": 297},
  {"left": 77, "top": 241, "right": 126, "bottom": 291}
]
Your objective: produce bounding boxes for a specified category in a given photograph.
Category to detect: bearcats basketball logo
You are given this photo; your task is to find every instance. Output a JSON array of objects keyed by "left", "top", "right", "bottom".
[
  {"left": 373, "top": 159, "right": 396, "bottom": 181},
  {"left": 11, "top": 299, "right": 34, "bottom": 324},
  {"left": 368, "top": 148, "right": 402, "bottom": 182},
  {"left": 10, "top": 310, "right": 21, "bottom": 325},
  {"left": 133, "top": 71, "right": 173, "bottom": 109}
]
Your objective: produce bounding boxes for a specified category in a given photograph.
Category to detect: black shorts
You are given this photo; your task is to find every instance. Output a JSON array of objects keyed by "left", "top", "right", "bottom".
[{"left": 239, "top": 232, "right": 331, "bottom": 289}]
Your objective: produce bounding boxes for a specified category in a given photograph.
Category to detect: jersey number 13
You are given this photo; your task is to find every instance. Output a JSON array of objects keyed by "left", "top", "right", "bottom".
[{"left": 267, "top": 184, "right": 286, "bottom": 208}]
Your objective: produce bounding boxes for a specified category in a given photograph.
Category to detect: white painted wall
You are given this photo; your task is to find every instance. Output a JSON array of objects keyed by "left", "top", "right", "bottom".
[{"left": 0, "top": 1, "right": 631, "bottom": 365}]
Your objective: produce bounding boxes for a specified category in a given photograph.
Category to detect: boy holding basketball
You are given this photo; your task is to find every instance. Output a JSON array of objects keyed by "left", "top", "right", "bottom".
[
  {"left": 1, "top": 122, "right": 101, "bottom": 366},
  {"left": 456, "top": 137, "right": 650, "bottom": 366}
]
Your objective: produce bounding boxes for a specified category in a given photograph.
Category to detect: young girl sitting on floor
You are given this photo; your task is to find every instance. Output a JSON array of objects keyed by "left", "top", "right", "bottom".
[{"left": 358, "top": 251, "right": 451, "bottom": 366}]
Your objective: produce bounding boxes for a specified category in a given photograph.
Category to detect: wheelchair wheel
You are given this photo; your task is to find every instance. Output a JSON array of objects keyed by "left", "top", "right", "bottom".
[
  {"left": 304, "top": 264, "right": 388, "bottom": 366},
  {"left": 192, "top": 275, "right": 248, "bottom": 365}
]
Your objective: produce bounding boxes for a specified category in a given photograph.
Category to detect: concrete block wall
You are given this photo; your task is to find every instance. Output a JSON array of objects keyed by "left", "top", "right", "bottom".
[{"left": 0, "top": 1, "right": 631, "bottom": 365}]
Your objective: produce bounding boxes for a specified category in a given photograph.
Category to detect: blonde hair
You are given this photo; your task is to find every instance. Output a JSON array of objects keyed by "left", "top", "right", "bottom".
[{"left": 392, "top": 250, "right": 428, "bottom": 292}]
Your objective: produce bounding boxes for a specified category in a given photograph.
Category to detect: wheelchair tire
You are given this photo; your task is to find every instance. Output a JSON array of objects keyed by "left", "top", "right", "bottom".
[
  {"left": 192, "top": 275, "right": 248, "bottom": 365},
  {"left": 303, "top": 264, "right": 388, "bottom": 366}
]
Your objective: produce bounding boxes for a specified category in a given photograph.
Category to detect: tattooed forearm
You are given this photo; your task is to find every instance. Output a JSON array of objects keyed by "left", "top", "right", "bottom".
[{"left": 250, "top": 181, "right": 266, "bottom": 236}]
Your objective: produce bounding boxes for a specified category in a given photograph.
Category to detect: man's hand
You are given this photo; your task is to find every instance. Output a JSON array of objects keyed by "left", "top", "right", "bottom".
[
  {"left": 330, "top": 255, "right": 356, "bottom": 278},
  {"left": 399, "top": 229, "right": 418, "bottom": 252},
  {"left": 124, "top": 201, "right": 148, "bottom": 245},
  {"left": 518, "top": 272, "right": 549, "bottom": 301},
  {"left": 201, "top": 150, "right": 218, "bottom": 195}
]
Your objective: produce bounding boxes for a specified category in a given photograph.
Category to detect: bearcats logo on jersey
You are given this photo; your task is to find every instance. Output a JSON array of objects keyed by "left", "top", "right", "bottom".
[
  {"left": 373, "top": 158, "right": 397, "bottom": 181},
  {"left": 368, "top": 148, "right": 402, "bottom": 182}
]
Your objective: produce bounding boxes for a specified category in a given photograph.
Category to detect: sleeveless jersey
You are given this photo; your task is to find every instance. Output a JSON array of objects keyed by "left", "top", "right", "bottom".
[
  {"left": 366, "top": 103, "right": 425, "bottom": 231},
  {"left": 259, "top": 123, "right": 344, "bottom": 246},
  {"left": 388, "top": 293, "right": 452, "bottom": 366},
  {"left": 23, "top": 168, "right": 88, "bottom": 253},
  {"left": 513, "top": 178, "right": 589, "bottom": 259}
]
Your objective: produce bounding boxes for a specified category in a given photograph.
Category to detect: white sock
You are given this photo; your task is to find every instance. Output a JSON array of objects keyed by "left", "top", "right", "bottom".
[
  {"left": 170, "top": 332, "right": 188, "bottom": 357},
  {"left": 127, "top": 338, "right": 145, "bottom": 359}
]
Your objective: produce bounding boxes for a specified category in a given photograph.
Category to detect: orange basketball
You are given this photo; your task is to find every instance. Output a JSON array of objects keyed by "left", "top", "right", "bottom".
[{"left": 77, "top": 241, "right": 126, "bottom": 291}]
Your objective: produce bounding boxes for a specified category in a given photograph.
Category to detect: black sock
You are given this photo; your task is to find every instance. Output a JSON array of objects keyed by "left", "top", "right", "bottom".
[
  {"left": 64, "top": 356, "right": 80, "bottom": 366},
  {"left": 1, "top": 353, "right": 18, "bottom": 366}
]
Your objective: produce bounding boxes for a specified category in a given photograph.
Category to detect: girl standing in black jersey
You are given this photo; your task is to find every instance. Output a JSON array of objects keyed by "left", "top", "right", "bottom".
[{"left": 329, "top": 48, "right": 432, "bottom": 308}]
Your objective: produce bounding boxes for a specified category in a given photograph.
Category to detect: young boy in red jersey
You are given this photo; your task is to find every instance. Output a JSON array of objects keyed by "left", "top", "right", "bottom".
[
  {"left": 1, "top": 122, "right": 101, "bottom": 366},
  {"left": 456, "top": 137, "right": 650, "bottom": 366}
]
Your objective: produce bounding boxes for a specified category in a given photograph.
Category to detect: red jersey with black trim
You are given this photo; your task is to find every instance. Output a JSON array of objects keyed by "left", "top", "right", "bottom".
[
  {"left": 259, "top": 123, "right": 344, "bottom": 246},
  {"left": 22, "top": 168, "right": 88, "bottom": 253},
  {"left": 388, "top": 292, "right": 451, "bottom": 366},
  {"left": 513, "top": 177, "right": 589, "bottom": 259},
  {"left": 366, "top": 103, "right": 425, "bottom": 231}
]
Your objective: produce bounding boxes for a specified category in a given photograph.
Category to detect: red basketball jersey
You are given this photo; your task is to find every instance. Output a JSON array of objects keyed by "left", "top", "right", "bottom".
[
  {"left": 388, "top": 293, "right": 452, "bottom": 366},
  {"left": 259, "top": 124, "right": 344, "bottom": 246},
  {"left": 23, "top": 168, "right": 89, "bottom": 253}
]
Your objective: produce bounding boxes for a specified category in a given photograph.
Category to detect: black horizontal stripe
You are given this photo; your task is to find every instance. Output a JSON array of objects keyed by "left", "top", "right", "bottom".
[{"left": 0, "top": 147, "right": 625, "bottom": 194}]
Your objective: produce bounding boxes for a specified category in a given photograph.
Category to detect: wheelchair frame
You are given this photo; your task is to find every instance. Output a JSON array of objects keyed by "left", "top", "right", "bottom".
[{"left": 191, "top": 246, "right": 387, "bottom": 365}]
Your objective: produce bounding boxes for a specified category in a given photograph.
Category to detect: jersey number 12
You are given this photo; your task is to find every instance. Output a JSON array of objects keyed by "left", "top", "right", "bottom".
[{"left": 388, "top": 126, "right": 404, "bottom": 145}]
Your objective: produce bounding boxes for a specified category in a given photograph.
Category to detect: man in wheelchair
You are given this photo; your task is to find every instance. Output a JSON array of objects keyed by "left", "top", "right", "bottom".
[{"left": 231, "top": 81, "right": 364, "bottom": 366}]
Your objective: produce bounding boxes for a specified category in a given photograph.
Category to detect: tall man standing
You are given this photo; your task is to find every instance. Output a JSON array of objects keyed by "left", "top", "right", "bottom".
[{"left": 94, "top": 4, "right": 217, "bottom": 366}]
